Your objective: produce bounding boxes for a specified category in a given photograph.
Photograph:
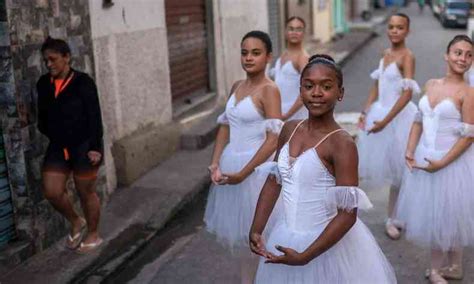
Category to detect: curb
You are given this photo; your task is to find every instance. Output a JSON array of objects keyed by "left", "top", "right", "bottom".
[{"left": 70, "top": 161, "right": 212, "bottom": 283}]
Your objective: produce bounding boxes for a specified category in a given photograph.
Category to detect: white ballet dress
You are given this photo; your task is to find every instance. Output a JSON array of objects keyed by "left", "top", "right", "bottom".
[
  {"left": 396, "top": 95, "right": 474, "bottom": 251},
  {"left": 272, "top": 58, "right": 307, "bottom": 120},
  {"left": 204, "top": 90, "right": 283, "bottom": 250},
  {"left": 255, "top": 122, "right": 397, "bottom": 284},
  {"left": 358, "top": 59, "right": 421, "bottom": 189}
]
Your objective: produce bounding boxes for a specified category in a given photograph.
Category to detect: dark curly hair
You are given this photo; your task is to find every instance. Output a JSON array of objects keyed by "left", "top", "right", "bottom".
[
  {"left": 241, "top": 30, "right": 273, "bottom": 54},
  {"left": 301, "top": 54, "right": 343, "bottom": 88},
  {"left": 446, "top": 34, "right": 472, "bottom": 53},
  {"left": 41, "top": 36, "right": 71, "bottom": 56}
]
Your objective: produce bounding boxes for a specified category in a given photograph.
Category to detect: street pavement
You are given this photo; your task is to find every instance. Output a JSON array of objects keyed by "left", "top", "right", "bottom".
[{"left": 118, "top": 3, "right": 474, "bottom": 284}]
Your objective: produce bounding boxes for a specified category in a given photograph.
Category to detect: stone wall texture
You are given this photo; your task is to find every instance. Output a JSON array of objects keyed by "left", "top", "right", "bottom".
[{"left": 0, "top": 0, "right": 106, "bottom": 265}]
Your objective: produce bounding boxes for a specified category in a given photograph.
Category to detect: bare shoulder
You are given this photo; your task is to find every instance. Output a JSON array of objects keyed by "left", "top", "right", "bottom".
[
  {"left": 402, "top": 50, "right": 415, "bottom": 63},
  {"left": 328, "top": 130, "right": 357, "bottom": 158},
  {"left": 403, "top": 48, "right": 415, "bottom": 59},
  {"left": 280, "top": 120, "right": 302, "bottom": 143},
  {"left": 261, "top": 81, "right": 280, "bottom": 97},
  {"left": 424, "top": 78, "right": 439, "bottom": 93},
  {"left": 230, "top": 80, "right": 244, "bottom": 95}
]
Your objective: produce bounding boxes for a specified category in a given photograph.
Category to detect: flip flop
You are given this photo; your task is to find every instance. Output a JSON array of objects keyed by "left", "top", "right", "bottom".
[
  {"left": 75, "top": 238, "right": 103, "bottom": 254},
  {"left": 65, "top": 218, "right": 86, "bottom": 250}
]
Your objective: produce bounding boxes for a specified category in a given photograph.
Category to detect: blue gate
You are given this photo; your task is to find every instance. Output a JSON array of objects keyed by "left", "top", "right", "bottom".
[{"left": 0, "top": 128, "right": 15, "bottom": 248}]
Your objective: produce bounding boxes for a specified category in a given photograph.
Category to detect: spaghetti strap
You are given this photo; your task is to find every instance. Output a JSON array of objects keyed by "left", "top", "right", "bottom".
[
  {"left": 314, "top": 128, "right": 346, "bottom": 149},
  {"left": 288, "top": 120, "right": 306, "bottom": 143}
]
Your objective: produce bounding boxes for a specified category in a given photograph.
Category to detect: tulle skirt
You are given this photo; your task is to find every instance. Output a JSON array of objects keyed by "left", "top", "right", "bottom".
[
  {"left": 204, "top": 146, "right": 276, "bottom": 250},
  {"left": 255, "top": 220, "right": 397, "bottom": 284},
  {"left": 396, "top": 144, "right": 474, "bottom": 251},
  {"left": 358, "top": 100, "right": 417, "bottom": 189}
]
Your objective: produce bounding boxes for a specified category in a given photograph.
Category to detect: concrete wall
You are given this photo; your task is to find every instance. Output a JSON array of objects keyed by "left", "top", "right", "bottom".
[
  {"left": 88, "top": 0, "right": 172, "bottom": 189},
  {"left": 287, "top": 0, "right": 313, "bottom": 37},
  {"left": 312, "top": 0, "right": 333, "bottom": 43},
  {"left": 213, "top": 0, "right": 269, "bottom": 100}
]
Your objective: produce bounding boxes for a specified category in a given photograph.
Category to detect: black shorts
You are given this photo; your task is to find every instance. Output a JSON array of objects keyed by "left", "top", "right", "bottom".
[{"left": 42, "top": 140, "right": 101, "bottom": 177}]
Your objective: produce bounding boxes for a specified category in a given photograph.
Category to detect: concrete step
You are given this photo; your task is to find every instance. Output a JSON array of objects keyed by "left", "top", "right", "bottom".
[
  {"left": 179, "top": 107, "right": 224, "bottom": 151},
  {"left": 0, "top": 241, "right": 33, "bottom": 276}
]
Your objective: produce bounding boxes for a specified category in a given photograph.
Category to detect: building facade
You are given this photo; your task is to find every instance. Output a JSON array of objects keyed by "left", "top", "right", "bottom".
[{"left": 0, "top": 0, "right": 361, "bottom": 268}]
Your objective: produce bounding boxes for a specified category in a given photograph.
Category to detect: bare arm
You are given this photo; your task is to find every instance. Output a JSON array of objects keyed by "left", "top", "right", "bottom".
[
  {"left": 221, "top": 85, "right": 282, "bottom": 184},
  {"left": 210, "top": 126, "right": 229, "bottom": 167},
  {"left": 358, "top": 80, "right": 379, "bottom": 130},
  {"left": 406, "top": 81, "right": 432, "bottom": 158},
  {"left": 249, "top": 121, "right": 298, "bottom": 257},
  {"left": 363, "top": 83, "right": 379, "bottom": 113},
  {"left": 369, "top": 54, "right": 416, "bottom": 133},
  {"left": 209, "top": 81, "right": 241, "bottom": 183},
  {"left": 298, "top": 135, "right": 359, "bottom": 263}
]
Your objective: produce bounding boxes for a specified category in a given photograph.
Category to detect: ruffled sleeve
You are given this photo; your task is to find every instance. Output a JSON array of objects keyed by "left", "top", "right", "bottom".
[
  {"left": 457, "top": 123, "right": 474, "bottom": 137},
  {"left": 216, "top": 112, "right": 229, "bottom": 125},
  {"left": 370, "top": 69, "right": 381, "bottom": 80},
  {"left": 414, "top": 110, "right": 423, "bottom": 123},
  {"left": 401, "top": 78, "right": 421, "bottom": 95},
  {"left": 264, "top": 119, "right": 284, "bottom": 134},
  {"left": 326, "top": 186, "right": 373, "bottom": 212},
  {"left": 255, "top": 161, "right": 281, "bottom": 184}
]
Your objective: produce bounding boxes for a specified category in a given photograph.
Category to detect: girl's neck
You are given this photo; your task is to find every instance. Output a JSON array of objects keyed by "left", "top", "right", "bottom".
[
  {"left": 391, "top": 41, "right": 406, "bottom": 51},
  {"left": 246, "top": 70, "right": 267, "bottom": 86},
  {"left": 444, "top": 71, "right": 465, "bottom": 83},
  {"left": 307, "top": 111, "right": 339, "bottom": 132},
  {"left": 287, "top": 42, "right": 304, "bottom": 53}
]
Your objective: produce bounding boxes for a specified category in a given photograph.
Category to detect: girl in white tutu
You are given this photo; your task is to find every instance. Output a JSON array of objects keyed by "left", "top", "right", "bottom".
[
  {"left": 204, "top": 30, "right": 283, "bottom": 283},
  {"left": 396, "top": 35, "right": 474, "bottom": 284},
  {"left": 357, "top": 13, "right": 420, "bottom": 240},
  {"left": 270, "top": 16, "right": 309, "bottom": 121},
  {"left": 249, "top": 54, "right": 396, "bottom": 284}
]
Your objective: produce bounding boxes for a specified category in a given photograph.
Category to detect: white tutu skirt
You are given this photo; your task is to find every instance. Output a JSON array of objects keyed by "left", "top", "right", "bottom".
[
  {"left": 204, "top": 146, "right": 276, "bottom": 250},
  {"left": 255, "top": 220, "right": 396, "bottom": 284},
  {"left": 396, "top": 145, "right": 474, "bottom": 251},
  {"left": 358, "top": 101, "right": 417, "bottom": 189}
]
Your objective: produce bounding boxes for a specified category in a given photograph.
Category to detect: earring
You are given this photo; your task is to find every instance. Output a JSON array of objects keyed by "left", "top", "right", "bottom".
[{"left": 338, "top": 97, "right": 342, "bottom": 101}]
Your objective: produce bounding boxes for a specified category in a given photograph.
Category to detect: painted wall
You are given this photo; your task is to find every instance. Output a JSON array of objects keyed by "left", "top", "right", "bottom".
[
  {"left": 88, "top": 0, "right": 172, "bottom": 190},
  {"left": 212, "top": 0, "right": 269, "bottom": 100},
  {"left": 312, "top": 0, "right": 333, "bottom": 43}
]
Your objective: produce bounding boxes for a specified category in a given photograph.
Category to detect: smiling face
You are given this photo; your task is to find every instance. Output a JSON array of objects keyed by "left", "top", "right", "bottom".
[
  {"left": 42, "top": 49, "right": 70, "bottom": 78},
  {"left": 300, "top": 64, "right": 343, "bottom": 118},
  {"left": 387, "top": 15, "right": 409, "bottom": 44},
  {"left": 285, "top": 18, "right": 305, "bottom": 44},
  {"left": 240, "top": 37, "right": 271, "bottom": 75},
  {"left": 445, "top": 40, "right": 473, "bottom": 75}
]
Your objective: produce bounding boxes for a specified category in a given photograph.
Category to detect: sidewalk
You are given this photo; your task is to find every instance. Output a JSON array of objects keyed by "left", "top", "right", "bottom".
[{"left": 0, "top": 12, "right": 389, "bottom": 284}]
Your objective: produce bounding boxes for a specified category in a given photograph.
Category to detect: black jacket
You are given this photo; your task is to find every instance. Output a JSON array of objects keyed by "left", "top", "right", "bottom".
[{"left": 37, "top": 70, "right": 103, "bottom": 152}]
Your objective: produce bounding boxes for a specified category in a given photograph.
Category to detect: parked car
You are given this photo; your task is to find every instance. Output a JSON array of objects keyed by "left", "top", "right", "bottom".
[{"left": 439, "top": 0, "right": 471, "bottom": 28}]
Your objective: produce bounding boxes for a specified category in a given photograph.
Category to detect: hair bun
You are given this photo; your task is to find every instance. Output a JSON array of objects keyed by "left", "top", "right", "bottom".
[{"left": 309, "top": 54, "right": 335, "bottom": 63}]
